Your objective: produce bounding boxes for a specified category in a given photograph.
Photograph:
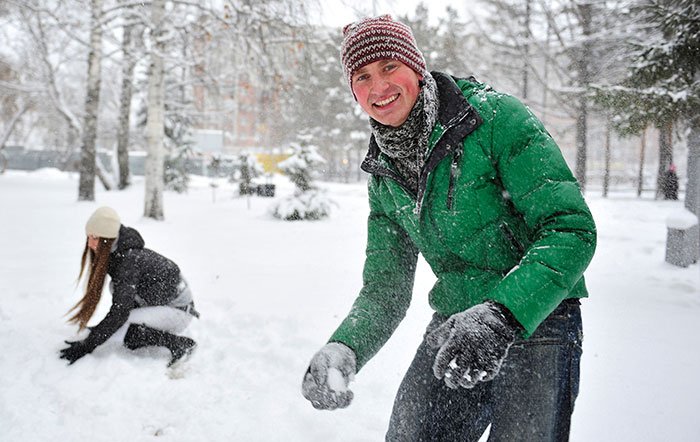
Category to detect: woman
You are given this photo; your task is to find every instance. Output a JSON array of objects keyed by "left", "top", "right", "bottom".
[{"left": 60, "top": 207, "right": 199, "bottom": 367}]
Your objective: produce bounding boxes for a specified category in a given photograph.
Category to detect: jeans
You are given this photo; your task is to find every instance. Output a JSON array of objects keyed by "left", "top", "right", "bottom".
[{"left": 386, "top": 299, "right": 583, "bottom": 442}]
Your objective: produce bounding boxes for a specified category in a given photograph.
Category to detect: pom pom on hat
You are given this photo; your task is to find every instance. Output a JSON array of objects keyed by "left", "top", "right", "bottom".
[
  {"left": 340, "top": 15, "right": 427, "bottom": 91},
  {"left": 85, "top": 206, "right": 121, "bottom": 239}
]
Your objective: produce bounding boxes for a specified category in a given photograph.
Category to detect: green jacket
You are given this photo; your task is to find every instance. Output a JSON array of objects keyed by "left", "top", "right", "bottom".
[{"left": 331, "top": 72, "right": 597, "bottom": 369}]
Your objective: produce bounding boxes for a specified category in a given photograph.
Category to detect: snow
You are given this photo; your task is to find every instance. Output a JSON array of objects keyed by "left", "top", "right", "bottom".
[
  {"left": 1, "top": 169, "right": 699, "bottom": 441},
  {"left": 326, "top": 368, "right": 347, "bottom": 393},
  {"left": 666, "top": 208, "right": 699, "bottom": 229}
]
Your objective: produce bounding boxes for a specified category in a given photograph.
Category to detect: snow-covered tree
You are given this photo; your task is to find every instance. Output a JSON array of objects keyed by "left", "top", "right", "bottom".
[
  {"left": 4, "top": 0, "right": 314, "bottom": 216},
  {"left": 474, "top": 0, "right": 624, "bottom": 190},
  {"left": 0, "top": 61, "right": 32, "bottom": 157},
  {"left": 143, "top": 0, "right": 166, "bottom": 220},
  {"left": 232, "top": 151, "right": 264, "bottom": 196},
  {"left": 115, "top": 15, "right": 142, "bottom": 190},
  {"left": 78, "top": 0, "right": 106, "bottom": 201},
  {"left": 164, "top": 146, "right": 190, "bottom": 194},
  {"left": 272, "top": 142, "right": 334, "bottom": 221},
  {"left": 8, "top": 1, "right": 115, "bottom": 197},
  {"left": 593, "top": 0, "right": 700, "bottom": 198},
  {"left": 275, "top": 27, "right": 367, "bottom": 182},
  {"left": 280, "top": 141, "right": 325, "bottom": 192}
]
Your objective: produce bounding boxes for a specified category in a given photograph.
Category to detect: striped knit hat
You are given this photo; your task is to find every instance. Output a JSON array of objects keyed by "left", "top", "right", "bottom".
[{"left": 341, "top": 15, "right": 426, "bottom": 91}]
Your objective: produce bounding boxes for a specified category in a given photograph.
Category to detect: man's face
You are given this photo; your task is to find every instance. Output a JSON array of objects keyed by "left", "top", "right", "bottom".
[{"left": 351, "top": 59, "right": 422, "bottom": 128}]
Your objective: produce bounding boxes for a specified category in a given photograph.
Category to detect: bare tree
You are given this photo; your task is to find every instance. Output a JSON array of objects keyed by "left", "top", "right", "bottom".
[
  {"left": 475, "top": 0, "right": 626, "bottom": 191},
  {"left": 143, "top": 0, "right": 166, "bottom": 220},
  {"left": 0, "top": 60, "right": 33, "bottom": 155},
  {"left": 78, "top": 0, "right": 106, "bottom": 201},
  {"left": 9, "top": 1, "right": 116, "bottom": 192},
  {"left": 6, "top": 0, "right": 318, "bottom": 209},
  {"left": 116, "top": 14, "right": 140, "bottom": 190}
]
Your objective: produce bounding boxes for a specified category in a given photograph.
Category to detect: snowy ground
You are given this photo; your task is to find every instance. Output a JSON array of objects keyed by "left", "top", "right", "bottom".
[{"left": 0, "top": 169, "right": 698, "bottom": 441}]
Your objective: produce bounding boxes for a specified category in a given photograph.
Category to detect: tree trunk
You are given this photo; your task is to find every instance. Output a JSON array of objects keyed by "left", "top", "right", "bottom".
[
  {"left": 690, "top": 119, "right": 700, "bottom": 273},
  {"left": 541, "top": 20, "right": 551, "bottom": 127},
  {"left": 0, "top": 102, "right": 29, "bottom": 150},
  {"left": 116, "top": 22, "right": 138, "bottom": 190},
  {"left": 574, "top": 2, "right": 592, "bottom": 192},
  {"left": 575, "top": 102, "right": 588, "bottom": 191},
  {"left": 637, "top": 128, "right": 646, "bottom": 197},
  {"left": 686, "top": 117, "right": 700, "bottom": 215},
  {"left": 143, "top": 0, "right": 166, "bottom": 220},
  {"left": 603, "top": 123, "right": 611, "bottom": 197},
  {"left": 521, "top": 0, "right": 531, "bottom": 100},
  {"left": 78, "top": 0, "right": 104, "bottom": 201},
  {"left": 656, "top": 120, "right": 674, "bottom": 199}
]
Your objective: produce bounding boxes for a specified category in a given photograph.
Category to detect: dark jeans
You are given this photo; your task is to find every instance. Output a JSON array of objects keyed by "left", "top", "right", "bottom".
[{"left": 386, "top": 299, "right": 583, "bottom": 442}]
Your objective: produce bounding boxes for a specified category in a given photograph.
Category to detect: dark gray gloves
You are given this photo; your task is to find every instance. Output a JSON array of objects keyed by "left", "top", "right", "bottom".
[
  {"left": 302, "top": 342, "right": 357, "bottom": 410},
  {"left": 59, "top": 340, "right": 93, "bottom": 365},
  {"left": 427, "top": 302, "right": 519, "bottom": 389}
]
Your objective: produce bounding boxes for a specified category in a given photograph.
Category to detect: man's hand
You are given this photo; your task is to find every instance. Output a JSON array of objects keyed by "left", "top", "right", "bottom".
[
  {"left": 59, "top": 340, "right": 92, "bottom": 365},
  {"left": 302, "top": 342, "right": 356, "bottom": 410},
  {"left": 427, "top": 302, "right": 518, "bottom": 389}
]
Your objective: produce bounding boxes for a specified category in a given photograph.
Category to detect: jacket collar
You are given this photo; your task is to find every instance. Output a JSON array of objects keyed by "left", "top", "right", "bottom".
[{"left": 361, "top": 72, "right": 483, "bottom": 203}]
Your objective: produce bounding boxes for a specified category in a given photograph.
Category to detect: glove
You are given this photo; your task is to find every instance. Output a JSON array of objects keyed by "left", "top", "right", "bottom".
[
  {"left": 59, "top": 340, "right": 92, "bottom": 365},
  {"left": 302, "top": 342, "right": 356, "bottom": 410},
  {"left": 426, "top": 302, "right": 518, "bottom": 389}
]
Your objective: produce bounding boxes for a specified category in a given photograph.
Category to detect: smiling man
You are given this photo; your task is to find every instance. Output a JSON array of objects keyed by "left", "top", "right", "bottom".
[
  {"left": 351, "top": 58, "right": 423, "bottom": 127},
  {"left": 301, "top": 15, "right": 596, "bottom": 442}
]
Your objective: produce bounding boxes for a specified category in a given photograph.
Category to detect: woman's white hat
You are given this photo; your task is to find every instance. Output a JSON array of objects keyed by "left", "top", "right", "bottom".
[{"left": 85, "top": 206, "right": 121, "bottom": 238}]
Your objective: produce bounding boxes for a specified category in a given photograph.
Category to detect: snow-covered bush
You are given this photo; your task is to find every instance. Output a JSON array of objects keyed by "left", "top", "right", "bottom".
[
  {"left": 272, "top": 143, "right": 334, "bottom": 220},
  {"left": 271, "top": 188, "right": 335, "bottom": 221}
]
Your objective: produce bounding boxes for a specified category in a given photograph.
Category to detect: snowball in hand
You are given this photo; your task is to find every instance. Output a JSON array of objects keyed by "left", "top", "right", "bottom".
[{"left": 326, "top": 367, "right": 348, "bottom": 392}]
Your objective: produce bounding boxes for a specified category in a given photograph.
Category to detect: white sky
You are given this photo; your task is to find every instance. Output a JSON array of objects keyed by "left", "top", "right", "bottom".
[{"left": 314, "top": 0, "right": 464, "bottom": 28}]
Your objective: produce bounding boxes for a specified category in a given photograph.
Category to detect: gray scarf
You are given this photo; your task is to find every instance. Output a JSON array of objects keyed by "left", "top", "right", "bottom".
[{"left": 370, "top": 72, "right": 439, "bottom": 194}]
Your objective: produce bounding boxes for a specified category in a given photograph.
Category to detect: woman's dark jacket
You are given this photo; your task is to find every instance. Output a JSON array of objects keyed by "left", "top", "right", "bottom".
[{"left": 83, "top": 225, "right": 181, "bottom": 350}]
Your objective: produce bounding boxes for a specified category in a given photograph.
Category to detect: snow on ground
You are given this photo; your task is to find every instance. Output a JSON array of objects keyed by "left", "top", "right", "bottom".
[{"left": 0, "top": 169, "right": 698, "bottom": 441}]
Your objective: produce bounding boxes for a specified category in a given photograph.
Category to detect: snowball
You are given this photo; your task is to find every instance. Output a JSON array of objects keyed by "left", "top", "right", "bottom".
[{"left": 326, "top": 368, "right": 347, "bottom": 392}]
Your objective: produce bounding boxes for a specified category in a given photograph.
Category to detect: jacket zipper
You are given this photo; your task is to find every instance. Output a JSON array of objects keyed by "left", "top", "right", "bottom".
[{"left": 446, "top": 146, "right": 463, "bottom": 210}]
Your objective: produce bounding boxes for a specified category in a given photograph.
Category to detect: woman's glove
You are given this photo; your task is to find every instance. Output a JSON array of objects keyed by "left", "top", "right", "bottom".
[
  {"left": 301, "top": 342, "right": 356, "bottom": 410},
  {"left": 426, "top": 302, "right": 519, "bottom": 389},
  {"left": 59, "top": 340, "right": 92, "bottom": 365}
]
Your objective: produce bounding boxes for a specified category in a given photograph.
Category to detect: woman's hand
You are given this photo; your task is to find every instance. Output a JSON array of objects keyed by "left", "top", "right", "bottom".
[{"left": 59, "top": 340, "right": 92, "bottom": 365}]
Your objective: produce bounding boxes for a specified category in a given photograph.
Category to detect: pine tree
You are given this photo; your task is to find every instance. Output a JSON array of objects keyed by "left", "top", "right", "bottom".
[
  {"left": 163, "top": 111, "right": 193, "bottom": 194},
  {"left": 595, "top": 0, "right": 699, "bottom": 134},
  {"left": 279, "top": 141, "right": 325, "bottom": 193},
  {"left": 593, "top": 0, "right": 700, "bottom": 197},
  {"left": 233, "top": 151, "right": 264, "bottom": 196},
  {"left": 272, "top": 141, "right": 334, "bottom": 221}
]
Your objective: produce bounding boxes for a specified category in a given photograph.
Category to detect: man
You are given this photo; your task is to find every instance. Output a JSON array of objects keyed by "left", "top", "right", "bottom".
[{"left": 302, "top": 15, "right": 596, "bottom": 441}]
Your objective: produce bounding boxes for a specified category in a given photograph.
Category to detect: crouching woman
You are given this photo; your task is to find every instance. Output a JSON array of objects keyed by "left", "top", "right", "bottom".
[{"left": 60, "top": 206, "right": 200, "bottom": 367}]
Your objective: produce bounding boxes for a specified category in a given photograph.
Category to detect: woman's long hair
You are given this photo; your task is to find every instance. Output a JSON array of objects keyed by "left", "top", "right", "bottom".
[{"left": 67, "top": 237, "right": 115, "bottom": 330}]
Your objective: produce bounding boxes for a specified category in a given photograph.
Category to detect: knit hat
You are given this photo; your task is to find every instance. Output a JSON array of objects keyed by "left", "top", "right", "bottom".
[
  {"left": 340, "top": 15, "right": 427, "bottom": 90},
  {"left": 85, "top": 206, "right": 121, "bottom": 239}
]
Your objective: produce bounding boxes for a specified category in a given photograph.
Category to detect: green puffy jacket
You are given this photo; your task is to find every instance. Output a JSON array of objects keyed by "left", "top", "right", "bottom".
[{"left": 331, "top": 72, "right": 597, "bottom": 369}]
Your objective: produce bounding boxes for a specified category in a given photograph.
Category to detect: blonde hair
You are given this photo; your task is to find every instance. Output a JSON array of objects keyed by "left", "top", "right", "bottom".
[{"left": 66, "top": 237, "right": 115, "bottom": 330}]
